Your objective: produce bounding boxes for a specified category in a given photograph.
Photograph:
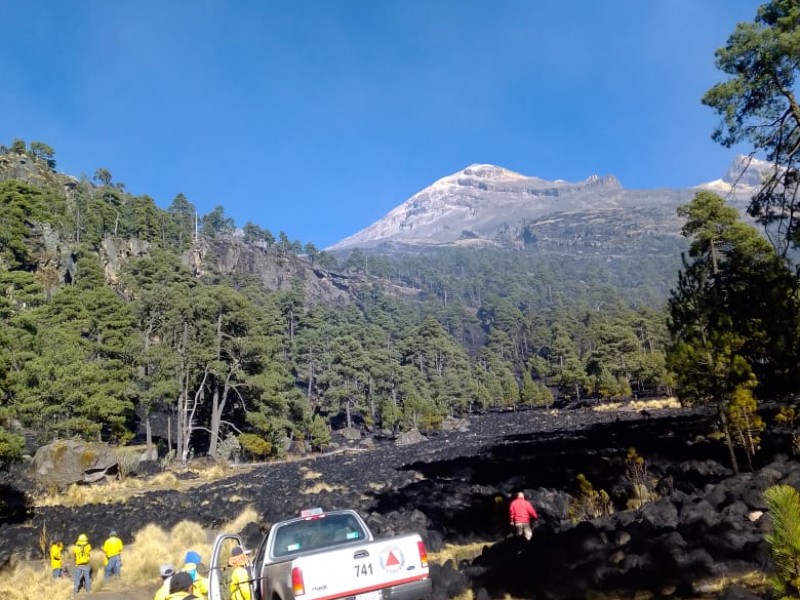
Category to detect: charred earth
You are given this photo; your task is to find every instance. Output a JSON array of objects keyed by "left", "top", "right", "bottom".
[{"left": 0, "top": 405, "right": 794, "bottom": 600}]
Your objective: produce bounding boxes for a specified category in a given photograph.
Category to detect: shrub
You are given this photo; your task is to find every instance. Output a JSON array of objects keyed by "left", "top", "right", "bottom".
[
  {"left": 568, "top": 474, "right": 613, "bottom": 522},
  {"left": 625, "top": 447, "right": 653, "bottom": 509},
  {"left": 307, "top": 416, "right": 331, "bottom": 451},
  {"left": 214, "top": 433, "right": 241, "bottom": 466},
  {"left": 160, "top": 449, "right": 176, "bottom": 470},
  {"left": 238, "top": 433, "right": 272, "bottom": 460},
  {"left": 114, "top": 447, "right": 140, "bottom": 480}
]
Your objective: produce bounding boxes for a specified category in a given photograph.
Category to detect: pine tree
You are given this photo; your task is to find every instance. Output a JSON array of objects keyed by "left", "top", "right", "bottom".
[{"left": 765, "top": 484, "right": 800, "bottom": 599}]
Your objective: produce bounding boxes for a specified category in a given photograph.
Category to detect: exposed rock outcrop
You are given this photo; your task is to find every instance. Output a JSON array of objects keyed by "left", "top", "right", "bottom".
[{"left": 30, "top": 440, "right": 118, "bottom": 488}]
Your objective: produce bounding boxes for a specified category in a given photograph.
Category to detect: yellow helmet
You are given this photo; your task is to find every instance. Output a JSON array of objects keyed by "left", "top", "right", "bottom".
[{"left": 77, "top": 534, "right": 88, "bottom": 543}]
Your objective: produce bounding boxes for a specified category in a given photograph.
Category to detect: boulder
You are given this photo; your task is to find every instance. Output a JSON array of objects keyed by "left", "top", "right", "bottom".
[
  {"left": 395, "top": 429, "right": 427, "bottom": 446},
  {"left": 336, "top": 427, "right": 362, "bottom": 442},
  {"left": 30, "top": 440, "right": 118, "bottom": 488},
  {"left": 530, "top": 488, "right": 572, "bottom": 522},
  {"left": 442, "top": 416, "right": 470, "bottom": 432}
]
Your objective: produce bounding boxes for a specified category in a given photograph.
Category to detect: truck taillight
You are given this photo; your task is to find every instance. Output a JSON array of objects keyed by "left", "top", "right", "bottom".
[
  {"left": 417, "top": 540, "right": 428, "bottom": 568},
  {"left": 292, "top": 566, "right": 305, "bottom": 596}
]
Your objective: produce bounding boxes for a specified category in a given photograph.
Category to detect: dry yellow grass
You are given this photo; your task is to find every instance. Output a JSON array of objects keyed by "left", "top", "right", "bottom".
[
  {"left": 592, "top": 397, "right": 683, "bottom": 413},
  {"left": 220, "top": 504, "right": 259, "bottom": 533},
  {"left": 301, "top": 468, "right": 322, "bottom": 480},
  {"left": 593, "top": 402, "right": 622, "bottom": 412},
  {"left": 428, "top": 541, "right": 489, "bottom": 566},
  {"left": 301, "top": 481, "right": 345, "bottom": 494},
  {"left": 148, "top": 471, "right": 180, "bottom": 487},
  {"left": 2, "top": 520, "right": 216, "bottom": 596},
  {"left": 33, "top": 462, "right": 238, "bottom": 508},
  {"left": 629, "top": 397, "right": 681, "bottom": 411},
  {"left": 117, "top": 520, "right": 212, "bottom": 589},
  {"left": 0, "top": 564, "right": 73, "bottom": 600}
]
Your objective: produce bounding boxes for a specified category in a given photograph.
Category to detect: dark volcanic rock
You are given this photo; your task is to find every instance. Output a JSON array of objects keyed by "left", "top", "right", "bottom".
[{"left": 0, "top": 405, "right": 782, "bottom": 599}]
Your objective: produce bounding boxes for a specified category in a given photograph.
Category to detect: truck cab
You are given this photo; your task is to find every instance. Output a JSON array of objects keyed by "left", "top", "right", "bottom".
[{"left": 207, "top": 509, "right": 431, "bottom": 600}]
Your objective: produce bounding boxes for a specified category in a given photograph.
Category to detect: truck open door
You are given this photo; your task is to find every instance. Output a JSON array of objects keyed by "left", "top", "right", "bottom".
[{"left": 208, "top": 532, "right": 253, "bottom": 600}]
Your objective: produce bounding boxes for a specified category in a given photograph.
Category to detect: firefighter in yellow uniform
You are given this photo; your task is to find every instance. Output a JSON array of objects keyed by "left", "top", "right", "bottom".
[
  {"left": 103, "top": 530, "right": 123, "bottom": 577},
  {"left": 228, "top": 545, "right": 252, "bottom": 600},
  {"left": 182, "top": 550, "right": 209, "bottom": 599},
  {"left": 50, "top": 540, "right": 64, "bottom": 579},
  {"left": 72, "top": 533, "right": 92, "bottom": 593}
]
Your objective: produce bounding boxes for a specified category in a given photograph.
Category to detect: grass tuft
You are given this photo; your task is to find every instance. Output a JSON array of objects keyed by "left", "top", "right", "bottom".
[
  {"left": 0, "top": 565, "right": 73, "bottom": 600},
  {"left": 148, "top": 471, "right": 180, "bottom": 488},
  {"left": 428, "top": 541, "right": 489, "bottom": 565},
  {"left": 301, "top": 468, "right": 322, "bottom": 480},
  {"left": 301, "top": 481, "right": 344, "bottom": 494},
  {"left": 220, "top": 505, "right": 259, "bottom": 533}
]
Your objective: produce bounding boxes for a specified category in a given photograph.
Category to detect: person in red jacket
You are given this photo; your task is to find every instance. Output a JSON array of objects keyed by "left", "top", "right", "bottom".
[{"left": 509, "top": 491, "right": 539, "bottom": 540}]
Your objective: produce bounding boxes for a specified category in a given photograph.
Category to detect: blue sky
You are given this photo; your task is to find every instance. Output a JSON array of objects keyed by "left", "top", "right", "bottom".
[{"left": 3, "top": 1, "right": 760, "bottom": 249}]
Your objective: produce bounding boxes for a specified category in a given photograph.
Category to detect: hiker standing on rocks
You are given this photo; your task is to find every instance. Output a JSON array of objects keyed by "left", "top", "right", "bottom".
[
  {"left": 72, "top": 533, "right": 92, "bottom": 593},
  {"left": 49, "top": 539, "right": 64, "bottom": 579},
  {"left": 509, "top": 491, "right": 539, "bottom": 540},
  {"left": 103, "top": 530, "right": 123, "bottom": 577},
  {"left": 228, "top": 545, "right": 253, "bottom": 600}
]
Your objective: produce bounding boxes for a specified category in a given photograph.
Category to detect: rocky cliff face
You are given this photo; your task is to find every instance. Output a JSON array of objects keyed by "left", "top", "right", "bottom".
[
  {"left": 0, "top": 151, "right": 371, "bottom": 306},
  {"left": 327, "top": 159, "right": 756, "bottom": 256},
  {"left": 57, "top": 233, "right": 365, "bottom": 307},
  {"left": 188, "top": 238, "right": 365, "bottom": 306}
]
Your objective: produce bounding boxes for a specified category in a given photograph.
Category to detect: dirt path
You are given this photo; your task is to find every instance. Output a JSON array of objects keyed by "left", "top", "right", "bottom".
[{"left": 83, "top": 587, "right": 154, "bottom": 600}]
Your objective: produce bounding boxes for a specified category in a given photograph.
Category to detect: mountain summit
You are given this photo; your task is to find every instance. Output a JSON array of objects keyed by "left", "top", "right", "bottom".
[
  {"left": 328, "top": 158, "right": 758, "bottom": 256},
  {"left": 696, "top": 154, "right": 773, "bottom": 193},
  {"left": 328, "top": 164, "right": 626, "bottom": 251}
]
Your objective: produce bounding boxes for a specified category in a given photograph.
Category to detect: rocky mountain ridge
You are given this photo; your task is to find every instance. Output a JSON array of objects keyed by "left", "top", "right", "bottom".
[
  {"left": 0, "top": 152, "right": 373, "bottom": 307},
  {"left": 328, "top": 157, "right": 767, "bottom": 255}
]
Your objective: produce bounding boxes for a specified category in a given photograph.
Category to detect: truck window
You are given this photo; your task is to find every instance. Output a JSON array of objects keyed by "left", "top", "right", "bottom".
[{"left": 271, "top": 513, "right": 367, "bottom": 558}]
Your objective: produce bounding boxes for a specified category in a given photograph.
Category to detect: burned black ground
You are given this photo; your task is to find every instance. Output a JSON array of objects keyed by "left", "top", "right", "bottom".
[{"left": 0, "top": 406, "right": 792, "bottom": 599}]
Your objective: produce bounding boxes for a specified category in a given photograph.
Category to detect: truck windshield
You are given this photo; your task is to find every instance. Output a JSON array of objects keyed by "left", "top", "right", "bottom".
[{"left": 271, "top": 513, "right": 367, "bottom": 558}]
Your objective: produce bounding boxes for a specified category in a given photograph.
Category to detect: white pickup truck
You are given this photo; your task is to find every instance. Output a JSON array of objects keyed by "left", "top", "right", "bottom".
[{"left": 207, "top": 508, "right": 432, "bottom": 600}]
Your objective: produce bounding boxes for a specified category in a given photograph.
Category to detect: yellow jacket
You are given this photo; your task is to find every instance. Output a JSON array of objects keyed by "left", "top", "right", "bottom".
[
  {"left": 193, "top": 575, "right": 209, "bottom": 599},
  {"left": 180, "top": 569, "right": 208, "bottom": 599},
  {"left": 50, "top": 543, "right": 63, "bottom": 569},
  {"left": 73, "top": 542, "right": 91, "bottom": 566},
  {"left": 103, "top": 535, "right": 123, "bottom": 559},
  {"left": 153, "top": 579, "right": 170, "bottom": 600},
  {"left": 166, "top": 593, "right": 194, "bottom": 600},
  {"left": 230, "top": 565, "right": 252, "bottom": 600}
]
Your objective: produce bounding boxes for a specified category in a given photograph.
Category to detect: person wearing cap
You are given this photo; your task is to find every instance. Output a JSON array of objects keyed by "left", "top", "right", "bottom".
[
  {"left": 103, "top": 530, "right": 124, "bottom": 577},
  {"left": 72, "top": 533, "right": 92, "bottom": 593},
  {"left": 50, "top": 539, "right": 64, "bottom": 579},
  {"left": 182, "top": 550, "right": 209, "bottom": 599},
  {"left": 154, "top": 563, "right": 175, "bottom": 600},
  {"left": 228, "top": 545, "right": 252, "bottom": 600},
  {"left": 167, "top": 571, "right": 198, "bottom": 599}
]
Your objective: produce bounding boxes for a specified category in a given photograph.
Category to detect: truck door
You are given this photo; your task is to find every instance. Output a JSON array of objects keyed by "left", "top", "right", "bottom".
[{"left": 208, "top": 533, "right": 253, "bottom": 600}]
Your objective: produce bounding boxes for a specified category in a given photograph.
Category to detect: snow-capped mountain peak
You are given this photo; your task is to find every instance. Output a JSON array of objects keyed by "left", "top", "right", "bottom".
[{"left": 327, "top": 164, "right": 623, "bottom": 251}]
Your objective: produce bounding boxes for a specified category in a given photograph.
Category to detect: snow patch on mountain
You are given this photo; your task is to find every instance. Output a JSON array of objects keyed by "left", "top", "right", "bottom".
[
  {"left": 695, "top": 154, "right": 774, "bottom": 193},
  {"left": 327, "top": 156, "right": 764, "bottom": 253},
  {"left": 328, "top": 164, "right": 623, "bottom": 250}
]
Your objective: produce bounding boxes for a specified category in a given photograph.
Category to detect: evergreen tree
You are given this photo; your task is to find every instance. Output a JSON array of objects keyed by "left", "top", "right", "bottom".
[
  {"left": 704, "top": 0, "right": 800, "bottom": 258},
  {"left": 668, "top": 191, "right": 795, "bottom": 471},
  {"left": 764, "top": 484, "right": 800, "bottom": 599}
]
